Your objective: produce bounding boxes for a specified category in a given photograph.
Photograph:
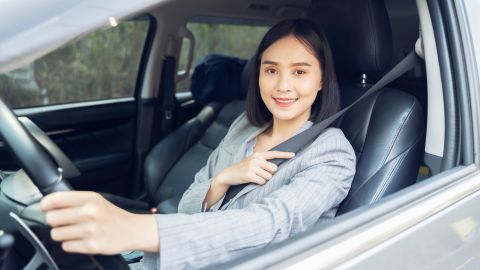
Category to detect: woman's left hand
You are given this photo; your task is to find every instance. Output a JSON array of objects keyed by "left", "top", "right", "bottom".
[{"left": 40, "top": 191, "right": 159, "bottom": 255}]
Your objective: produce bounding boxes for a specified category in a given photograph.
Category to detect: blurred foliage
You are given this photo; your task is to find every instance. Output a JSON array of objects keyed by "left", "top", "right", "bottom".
[
  {"left": 0, "top": 20, "right": 149, "bottom": 108},
  {"left": 177, "top": 23, "right": 268, "bottom": 92},
  {"left": 0, "top": 19, "right": 268, "bottom": 107}
]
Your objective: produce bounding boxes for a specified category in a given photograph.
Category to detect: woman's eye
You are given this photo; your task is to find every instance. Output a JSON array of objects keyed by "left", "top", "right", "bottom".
[
  {"left": 265, "top": 68, "right": 277, "bottom": 75},
  {"left": 293, "top": 70, "right": 307, "bottom": 76}
]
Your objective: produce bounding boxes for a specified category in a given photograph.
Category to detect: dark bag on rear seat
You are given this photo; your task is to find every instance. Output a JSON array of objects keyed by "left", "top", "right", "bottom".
[{"left": 191, "top": 54, "right": 247, "bottom": 105}]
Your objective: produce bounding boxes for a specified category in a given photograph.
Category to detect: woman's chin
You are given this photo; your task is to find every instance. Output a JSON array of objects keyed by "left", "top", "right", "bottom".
[
  {"left": 271, "top": 112, "right": 299, "bottom": 122},
  {"left": 270, "top": 107, "right": 312, "bottom": 124}
]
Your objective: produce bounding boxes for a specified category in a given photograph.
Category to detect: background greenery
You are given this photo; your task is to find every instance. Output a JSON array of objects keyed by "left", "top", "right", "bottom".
[
  {"left": 0, "top": 21, "right": 148, "bottom": 108},
  {"left": 0, "top": 20, "right": 268, "bottom": 108}
]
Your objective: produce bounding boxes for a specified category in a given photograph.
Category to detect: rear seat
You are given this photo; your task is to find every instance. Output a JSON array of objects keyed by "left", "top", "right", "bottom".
[
  {"left": 103, "top": 54, "right": 249, "bottom": 212},
  {"left": 145, "top": 55, "right": 251, "bottom": 213}
]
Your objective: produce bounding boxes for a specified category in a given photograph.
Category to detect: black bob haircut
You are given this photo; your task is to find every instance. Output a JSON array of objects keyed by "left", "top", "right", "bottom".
[{"left": 245, "top": 18, "right": 340, "bottom": 127}]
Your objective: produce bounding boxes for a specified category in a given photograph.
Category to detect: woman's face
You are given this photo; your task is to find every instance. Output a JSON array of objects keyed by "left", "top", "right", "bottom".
[{"left": 259, "top": 35, "right": 322, "bottom": 125}]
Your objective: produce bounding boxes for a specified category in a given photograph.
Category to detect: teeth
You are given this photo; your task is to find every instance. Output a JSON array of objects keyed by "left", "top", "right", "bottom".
[{"left": 275, "top": 99, "right": 296, "bottom": 103}]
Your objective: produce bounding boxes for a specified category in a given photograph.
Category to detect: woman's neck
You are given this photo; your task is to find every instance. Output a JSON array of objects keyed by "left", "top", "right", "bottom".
[{"left": 267, "top": 113, "right": 311, "bottom": 141}]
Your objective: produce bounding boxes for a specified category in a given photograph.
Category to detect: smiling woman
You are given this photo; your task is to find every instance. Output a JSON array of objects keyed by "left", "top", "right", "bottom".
[
  {"left": 39, "top": 18, "right": 356, "bottom": 270},
  {"left": 247, "top": 19, "right": 340, "bottom": 128}
]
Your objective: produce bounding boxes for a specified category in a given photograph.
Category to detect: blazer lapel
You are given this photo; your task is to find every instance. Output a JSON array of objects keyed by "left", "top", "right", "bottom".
[
  {"left": 220, "top": 120, "right": 313, "bottom": 209},
  {"left": 218, "top": 124, "right": 271, "bottom": 210}
]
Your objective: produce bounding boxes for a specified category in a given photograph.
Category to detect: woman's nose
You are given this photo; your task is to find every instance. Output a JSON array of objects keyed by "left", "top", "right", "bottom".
[{"left": 276, "top": 73, "right": 292, "bottom": 92}]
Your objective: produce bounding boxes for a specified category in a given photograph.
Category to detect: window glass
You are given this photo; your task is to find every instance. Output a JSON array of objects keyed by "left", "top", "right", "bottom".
[
  {"left": 177, "top": 19, "right": 269, "bottom": 92},
  {"left": 177, "top": 38, "right": 191, "bottom": 78},
  {"left": 0, "top": 19, "right": 150, "bottom": 108}
]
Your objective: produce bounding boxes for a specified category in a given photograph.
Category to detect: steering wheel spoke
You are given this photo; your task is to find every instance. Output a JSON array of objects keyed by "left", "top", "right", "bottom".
[{"left": 9, "top": 212, "right": 59, "bottom": 270}]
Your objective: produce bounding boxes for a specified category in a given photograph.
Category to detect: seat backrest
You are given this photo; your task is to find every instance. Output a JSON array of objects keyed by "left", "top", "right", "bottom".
[
  {"left": 144, "top": 55, "right": 250, "bottom": 207},
  {"left": 338, "top": 89, "right": 424, "bottom": 214},
  {"left": 145, "top": 101, "right": 244, "bottom": 206},
  {"left": 308, "top": 0, "right": 426, "bottom": 215}
]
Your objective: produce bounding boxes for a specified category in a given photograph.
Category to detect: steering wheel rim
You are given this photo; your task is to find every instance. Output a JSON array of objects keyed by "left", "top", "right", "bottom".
[
  {"left": 0, "top": 100, "right": 69, "bottom": 194},
  {"left": 0, "top": 99, "right": 129, "bottom": 269}
]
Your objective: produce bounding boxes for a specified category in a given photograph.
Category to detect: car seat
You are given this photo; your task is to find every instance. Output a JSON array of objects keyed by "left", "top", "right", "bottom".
[{"left": 307, "top": 0, "right": 426, "bottom": 214}]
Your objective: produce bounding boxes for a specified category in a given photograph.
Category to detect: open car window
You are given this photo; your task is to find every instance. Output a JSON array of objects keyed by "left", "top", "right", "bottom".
[{"left": 0, "top": 18, "right": 150, "bottom": 108}]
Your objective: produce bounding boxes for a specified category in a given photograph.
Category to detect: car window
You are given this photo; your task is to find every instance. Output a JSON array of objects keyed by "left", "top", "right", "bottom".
[
  {"left": 0, "top": 18, "right": 150, "bottom": 108},
  {"left": 176, "top": 17, "right": 270, "bottom": 92}
]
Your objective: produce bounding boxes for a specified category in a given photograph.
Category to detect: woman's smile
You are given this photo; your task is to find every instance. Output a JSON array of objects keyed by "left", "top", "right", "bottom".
[
  {"left": 272, "top": 97, "right": 298, "bottom": 107},
  {"left": 259, "top": 35, "right": 322, "bottom": 125}
]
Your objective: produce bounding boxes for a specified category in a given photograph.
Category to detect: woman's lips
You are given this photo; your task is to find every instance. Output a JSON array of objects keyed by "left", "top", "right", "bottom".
[{"left": 273, "top": 97, "right": 298, "bottom": 107}]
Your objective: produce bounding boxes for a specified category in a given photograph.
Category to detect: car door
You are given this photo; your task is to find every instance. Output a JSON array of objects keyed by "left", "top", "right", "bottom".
[{"left": 0, "top": 17, "right": 153, "bottom": 198}]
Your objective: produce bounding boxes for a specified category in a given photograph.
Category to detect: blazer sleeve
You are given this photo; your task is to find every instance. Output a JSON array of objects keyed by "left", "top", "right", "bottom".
[
  {"left": 176, "top": 112, "right": 247, "bottom": 214},
  {"left": 143, "top": 131, "right": 356, "bottom": 270}
]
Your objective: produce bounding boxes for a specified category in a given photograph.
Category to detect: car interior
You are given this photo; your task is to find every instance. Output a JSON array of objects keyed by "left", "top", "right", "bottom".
[
  {"left": 101, "top": 0, "right": 427, "bottom": 218},
  {"left": 1, "top": 0, "right": 458, "bottom": 268}
]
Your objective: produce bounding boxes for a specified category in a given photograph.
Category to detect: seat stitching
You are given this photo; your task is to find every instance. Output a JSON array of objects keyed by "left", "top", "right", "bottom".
[
  {"left": 371, "top": 147, "right": 410, "bottom": 202},
  {"left": 355, "top": 92, "right": 380, "bottom": 160},
  {"left": 379, "top": 96, "right": 416, "bottom": 166},
  {"left": 341, "top": 141, "right": 417, "bottom": 207}
]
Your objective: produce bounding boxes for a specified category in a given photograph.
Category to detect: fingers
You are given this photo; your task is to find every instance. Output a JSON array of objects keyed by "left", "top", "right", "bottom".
[
  {"left": 254, "top": 168, "right": 272, "bottom": 182},
  {"left": 41, "top": 191, "right": 101, "bottom": 211},
  {"left": 61, "top": 239, "right": 101, "bottom": 254},
  {"left": 258, "top": 159, "right": 278, "bottom": 173},
  {"left": 51, "top": 224, "right": 85, "bottom": 242},
  {"left": 45, "top": 207, "right": 84, "bottom": 227},
  {"left": 247, "top": 171, "right": 267, "bottom": 185},
  {"left": 252, "top": 151, "right": 294, "bottom": 173},
  {"left": 243, "top": 151, "right": 295, "bottom": 185},
  {"left": 255, "top": 151, "right": 295, "bottom": 161}
]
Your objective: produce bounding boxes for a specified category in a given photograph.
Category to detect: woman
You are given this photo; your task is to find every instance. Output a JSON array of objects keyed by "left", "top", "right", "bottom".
[{"left": 41, "top": 19, "right": 356, "bottom": 269}]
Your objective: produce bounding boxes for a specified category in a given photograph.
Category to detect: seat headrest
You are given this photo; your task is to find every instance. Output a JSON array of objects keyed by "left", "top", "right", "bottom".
[
  {"left": 307, "top": 0, "right": 393, "bottom": 77},
  {"left": 190, "top": 54, "right": 247, "bottom": 105}
]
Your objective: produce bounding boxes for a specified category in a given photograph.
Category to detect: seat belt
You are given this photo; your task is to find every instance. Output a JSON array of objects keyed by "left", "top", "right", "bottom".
[
  {"left": 159, "top": 56, "right": 177, "bottom": 140},
  {"left": 220, "top": 51, "right": 421, "bottom": 207}
]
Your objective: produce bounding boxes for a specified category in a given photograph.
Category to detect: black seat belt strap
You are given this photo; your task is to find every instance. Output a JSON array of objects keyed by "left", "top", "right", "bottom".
[
  {"left": 220, "top": 51, "right": 421, "bottom": 207},
  {"left": 159, "top": 56, "right": 177, "bottom": 138}
]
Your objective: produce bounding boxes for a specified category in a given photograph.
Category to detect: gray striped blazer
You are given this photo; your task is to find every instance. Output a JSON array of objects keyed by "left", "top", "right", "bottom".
[{"left": 143, "top": 113, "right": 356, "bottom": 270}]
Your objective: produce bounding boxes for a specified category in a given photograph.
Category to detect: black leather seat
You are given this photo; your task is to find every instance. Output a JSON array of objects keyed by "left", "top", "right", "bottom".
[
  {"left": 103, "top": 55, "right": 249, "bottom": 213},
  {"left": 307, "top": 0, "right": 425, "bottom": 215},
  {"left": 146, "top": 100, "right": 245, "bottom": 213}
]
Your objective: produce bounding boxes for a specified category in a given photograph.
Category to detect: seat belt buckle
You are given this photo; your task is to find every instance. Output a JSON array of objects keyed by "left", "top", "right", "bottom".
[
  {"left": 164, "top": 110, "right": 173, "bottom": 120},
  {"left": 162, "top": 104, "right": 175, "bottom": 120}
]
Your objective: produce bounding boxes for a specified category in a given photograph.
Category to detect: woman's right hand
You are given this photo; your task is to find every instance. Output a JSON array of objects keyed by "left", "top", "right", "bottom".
[
  {"left": 214, "top": 151, "right": 295, "bottom": 187},
  {"left": 204, "top": 151, "right": 295, "bottom": 209}
]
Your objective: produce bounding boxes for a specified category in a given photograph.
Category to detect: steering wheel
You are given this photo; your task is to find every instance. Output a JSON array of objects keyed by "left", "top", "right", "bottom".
[{"left": 0, "top": 99, "right": 129, "bottom": 269}]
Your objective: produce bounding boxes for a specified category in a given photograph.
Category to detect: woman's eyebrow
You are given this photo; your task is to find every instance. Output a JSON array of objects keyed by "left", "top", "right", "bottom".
[
  {"left": 261, "top": 60, "right": 312, "bottom": 67},
  {"left": 261, "top": 60, "right": 278, "bottom": 65},
  {"left": 291, "top": 62, "right": 312, "bottom": 67}
]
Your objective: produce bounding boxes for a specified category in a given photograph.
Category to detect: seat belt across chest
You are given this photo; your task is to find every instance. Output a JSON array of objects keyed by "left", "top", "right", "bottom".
[{"left": 220, "top": 51, "right": 422, "bottom": 207}]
